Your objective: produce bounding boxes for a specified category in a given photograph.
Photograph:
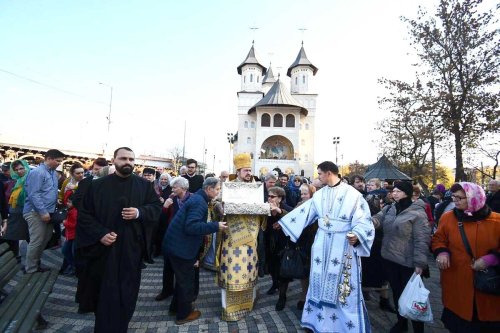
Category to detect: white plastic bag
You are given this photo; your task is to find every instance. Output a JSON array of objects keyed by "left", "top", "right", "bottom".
[{"left": 398, "top": 272, "right": 433, "bottom": 322}]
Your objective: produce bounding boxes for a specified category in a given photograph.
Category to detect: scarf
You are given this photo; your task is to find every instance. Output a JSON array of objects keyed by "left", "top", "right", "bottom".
[
  {"left": 395, "top": 197, "right": 413, "bottom": 215},
  {"left": 8, "top": 160, "right": 30, "bottom": 208},
  {"left": 454, "top": 205, "right": 491, "bottom": 222},
  {"left": 177, "top": 191, "right": 192, "bottom": 209},
  {"left": 458, "top": 182, "right": 487, "bottom": 216}
]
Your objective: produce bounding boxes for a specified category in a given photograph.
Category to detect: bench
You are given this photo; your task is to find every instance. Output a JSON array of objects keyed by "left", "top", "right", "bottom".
[{"left": 0, "top": 242, "right": 58, "bottom": 332}]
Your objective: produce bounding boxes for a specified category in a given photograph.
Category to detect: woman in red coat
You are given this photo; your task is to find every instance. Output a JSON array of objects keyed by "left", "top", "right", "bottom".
[{"left": 432, "top": 182, "right": 500, "bottom": 333}]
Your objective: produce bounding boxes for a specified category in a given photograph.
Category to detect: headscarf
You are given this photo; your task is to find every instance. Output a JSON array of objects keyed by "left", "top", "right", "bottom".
[
  {"left": 8, "top": 160, "right": 30, "bottom": 208},
  {"left": 459, "top": 182, "right": 486, "bottom": 216}
]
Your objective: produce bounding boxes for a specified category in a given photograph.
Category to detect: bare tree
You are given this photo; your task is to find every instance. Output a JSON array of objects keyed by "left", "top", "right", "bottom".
[
  {"left": 169, "top": 146, "right": 184, "bottom": 175},
  {"left": 380, "top": 0, "right": 500, "bottom": 182}
]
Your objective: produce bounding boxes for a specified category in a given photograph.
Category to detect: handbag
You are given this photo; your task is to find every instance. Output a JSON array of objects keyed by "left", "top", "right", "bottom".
[
  {"left": 279, "top": 240, "right": 306, "bottom": 279},
  {"left": 50, "top": 206, "right": 68, "bottom": 224},
  {"left": 458, "top": 221, "right": 500, "bottom": 295}
]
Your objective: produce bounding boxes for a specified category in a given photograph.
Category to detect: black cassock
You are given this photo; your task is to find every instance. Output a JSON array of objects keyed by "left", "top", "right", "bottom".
[{"left": 76, "top": 174, "right": 161, "bottom": 333}]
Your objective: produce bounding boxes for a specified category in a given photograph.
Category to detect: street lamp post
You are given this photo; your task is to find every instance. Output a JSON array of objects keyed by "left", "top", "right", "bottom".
[
  {"left": 202, "top": 148, "right": 207, "bottom": 175},
  {"left": 227, "top": 132, "right": 235, "bottom": 172},
  {"left": 332, "top": 136, "right": 340, "bottom": 165},
  {"left": 99, "top": 82, "right": 113, "bottom": 156}
]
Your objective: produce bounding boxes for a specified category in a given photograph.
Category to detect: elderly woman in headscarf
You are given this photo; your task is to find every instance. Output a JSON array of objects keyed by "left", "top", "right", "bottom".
[
  {"left": 0, "top": 160, "right": 30, "bottom": 258},
  {"left": 432, "top": 182, "right": 500, "bottom": 333}
]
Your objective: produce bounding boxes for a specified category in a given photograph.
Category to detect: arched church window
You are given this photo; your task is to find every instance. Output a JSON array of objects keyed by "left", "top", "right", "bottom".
[
  {"left": 244, "top": 76, "right": 246, "bottom": 83},
  {"left": 303, "top": 75, "right": 306, "bottom": 84},
  {"left": 261, "top": 114, "right": 270, "bottom": 127},
  {"left": 295, "top": 77, "right": 298, "bottom": 85},
  {"left": 247, "top": 137, "right": 252, "bottom": 144},
  {"left": 244, "top": 121, "right": 248, "bottom": 128},
  {"left": 273, "top": 114, "right": 283, "bottom": 127},
  {"left": 305, "top": 123, "right": 310, "bottom": 130},
  {"left": 286, "top": 114, "right": 295, "bottom": 127},
  {"left": 250, "top": 74, "right": 253, "bottom": 82},
  {"left": 257, "top": 76, "right": 259, "bottom": 83},
  {"left": 250, "top": 121, "right": 255, "bottom": 128}
]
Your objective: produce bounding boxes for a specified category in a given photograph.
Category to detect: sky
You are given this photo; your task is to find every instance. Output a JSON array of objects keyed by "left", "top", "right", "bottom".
[{"left": 1, "top": 0, "right": 492, "bottom": 173}]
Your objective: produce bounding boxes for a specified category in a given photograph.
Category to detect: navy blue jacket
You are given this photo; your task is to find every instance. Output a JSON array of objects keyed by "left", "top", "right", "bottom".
[{"left": 163, "top": 189, "right": 219, "bottom": 260}]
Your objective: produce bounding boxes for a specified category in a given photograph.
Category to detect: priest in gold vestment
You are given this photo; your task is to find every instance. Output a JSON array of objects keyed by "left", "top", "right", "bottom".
[{"left": 217, "top": 153, "right": 267, "bottom": 321}]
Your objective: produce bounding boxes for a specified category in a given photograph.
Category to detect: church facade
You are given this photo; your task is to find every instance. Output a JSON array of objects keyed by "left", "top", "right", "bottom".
[{"left": 234, "top": 42, "right": 318, "bottom": 178}]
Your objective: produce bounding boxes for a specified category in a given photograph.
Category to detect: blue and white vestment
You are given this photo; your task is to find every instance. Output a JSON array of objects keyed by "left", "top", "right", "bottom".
[{"left": 279, "top": 182, "right": 374, "bottom": 333}]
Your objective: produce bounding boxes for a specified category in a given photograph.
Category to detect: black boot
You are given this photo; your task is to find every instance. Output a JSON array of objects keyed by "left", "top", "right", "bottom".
[
  {"left": 389, "top": 317, "right": 408, "bottom": 333},
  {"left": 275, "top": 282, "right": 288, "bottom": 311},
  {"left": 379, "top": 297, "right": 396, "bottom": 313},
  {"left": 266, "top": 281, "right": 279, "bottom": 295}
]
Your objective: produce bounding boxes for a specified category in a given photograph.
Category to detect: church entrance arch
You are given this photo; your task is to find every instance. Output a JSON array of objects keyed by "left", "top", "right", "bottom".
[{"left": 260, "top": 135, "right": 294, "bottom": 160}]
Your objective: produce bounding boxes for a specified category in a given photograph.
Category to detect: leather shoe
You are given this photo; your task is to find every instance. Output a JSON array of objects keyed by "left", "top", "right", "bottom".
[
  {"left": 275, "top": 297, "right": 286, "bottom": 311},
  {"left": 175, "top": 310, "right": 201, "bottom": 325},
  {"left": 155, "top": 292, "right": 173, "bottom": 301}
]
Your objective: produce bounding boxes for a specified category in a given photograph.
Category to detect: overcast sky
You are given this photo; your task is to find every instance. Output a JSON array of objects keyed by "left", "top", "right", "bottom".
[{"left": 1, "top": 0, "right": 494, "bottom": 172}]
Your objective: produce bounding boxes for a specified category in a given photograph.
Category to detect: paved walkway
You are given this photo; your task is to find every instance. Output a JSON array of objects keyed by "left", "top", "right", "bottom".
[{"left": 13, "top": 250, "right": 448, "bottom": 332}]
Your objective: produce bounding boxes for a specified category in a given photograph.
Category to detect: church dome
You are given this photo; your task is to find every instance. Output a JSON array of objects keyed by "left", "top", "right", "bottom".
[{"left": 248, "top": 78, "right": 308, "bottom": 116}]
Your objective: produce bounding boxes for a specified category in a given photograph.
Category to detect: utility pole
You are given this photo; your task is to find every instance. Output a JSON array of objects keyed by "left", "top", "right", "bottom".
[
  {"left": 99, "top": 82, "right": 113, "bottom": 156},
  {"left": 182, "top": 120, "right": 186, "bottom": 166}
]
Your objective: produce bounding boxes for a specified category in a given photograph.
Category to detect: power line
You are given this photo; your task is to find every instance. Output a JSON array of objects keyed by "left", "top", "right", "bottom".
[{"left": 0, "top": 68, "right": 106, "bottom": 105}]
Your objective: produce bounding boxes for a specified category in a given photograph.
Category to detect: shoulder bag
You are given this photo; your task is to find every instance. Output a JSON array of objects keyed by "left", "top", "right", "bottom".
[{"left": 458, "top": 221, "right": 500, "bottom": 295}]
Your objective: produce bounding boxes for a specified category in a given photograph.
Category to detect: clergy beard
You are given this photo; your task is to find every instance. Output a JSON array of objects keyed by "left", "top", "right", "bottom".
[{"left": 116, "top": 164, "right": 133, "bottom": 176}]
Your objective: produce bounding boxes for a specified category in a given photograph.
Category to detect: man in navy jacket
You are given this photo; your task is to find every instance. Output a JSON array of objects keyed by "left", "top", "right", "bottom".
[{"left": 163, "top": 177, "right": 227, "bottom": 324}]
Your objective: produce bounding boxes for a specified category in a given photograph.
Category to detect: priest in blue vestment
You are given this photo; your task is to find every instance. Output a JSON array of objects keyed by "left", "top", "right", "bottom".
[{"left": 278, "top": 161, "right": 375, "bottom": 333}]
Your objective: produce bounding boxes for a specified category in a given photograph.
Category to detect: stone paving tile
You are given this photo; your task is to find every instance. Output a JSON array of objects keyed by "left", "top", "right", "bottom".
[{"left": 13, "top": 249, "right": 451, "bottom": 332}]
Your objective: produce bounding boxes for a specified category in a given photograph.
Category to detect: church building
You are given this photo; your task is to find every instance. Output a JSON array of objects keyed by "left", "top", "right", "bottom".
[{"left": 233, "top": 42, "right": 318, "bottom": 178}]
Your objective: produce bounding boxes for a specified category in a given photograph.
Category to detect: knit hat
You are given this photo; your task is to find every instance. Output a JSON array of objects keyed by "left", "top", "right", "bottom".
[
  {"left": 233, "top": 153, "right": 252, "bottom": 170},
  {"left": 394, "top": 181, "right": 413, "bottom": 197},
  {"left": 435, "top": 183, "right": 446, "bottom": 195}
]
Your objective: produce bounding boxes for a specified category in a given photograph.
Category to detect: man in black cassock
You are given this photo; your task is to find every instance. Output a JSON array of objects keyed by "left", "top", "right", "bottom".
[{"left": 76, "top": 147, "right": 162, "bottom": 333}]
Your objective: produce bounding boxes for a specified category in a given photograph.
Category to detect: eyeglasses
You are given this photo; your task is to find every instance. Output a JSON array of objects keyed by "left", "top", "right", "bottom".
[
  {"left": 451, "top": 195, "right": 467, "bottom": 201},
  {"left": 268, "top": 195, "right": 278, "bottom": 198}
]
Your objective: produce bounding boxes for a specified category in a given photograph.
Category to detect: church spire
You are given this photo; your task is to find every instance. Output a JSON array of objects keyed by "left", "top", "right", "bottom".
[
  {"left": 262, "top": 62, "right": 276, "bottom": 84},
  {"left": 286, "top": 43, "right": 318, "bottom": 77},
  {"left": 237, "top": 42, "right": 267, "bottom": 75}
]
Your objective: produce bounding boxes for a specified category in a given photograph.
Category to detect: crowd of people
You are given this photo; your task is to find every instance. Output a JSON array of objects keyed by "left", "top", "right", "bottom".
[{"left": 0, "top": 149, "right": 499, "bottom": 333}]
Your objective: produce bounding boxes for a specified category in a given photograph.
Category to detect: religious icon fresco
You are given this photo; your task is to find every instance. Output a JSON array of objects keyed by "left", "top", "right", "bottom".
[{"left": 260, "top": 135, "right": 294, "bottom": 160}]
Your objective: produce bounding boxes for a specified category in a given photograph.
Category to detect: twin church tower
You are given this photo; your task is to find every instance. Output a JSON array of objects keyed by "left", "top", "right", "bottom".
[{"left": 233, "top": 42, "right": 318, "bottom": 177}]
